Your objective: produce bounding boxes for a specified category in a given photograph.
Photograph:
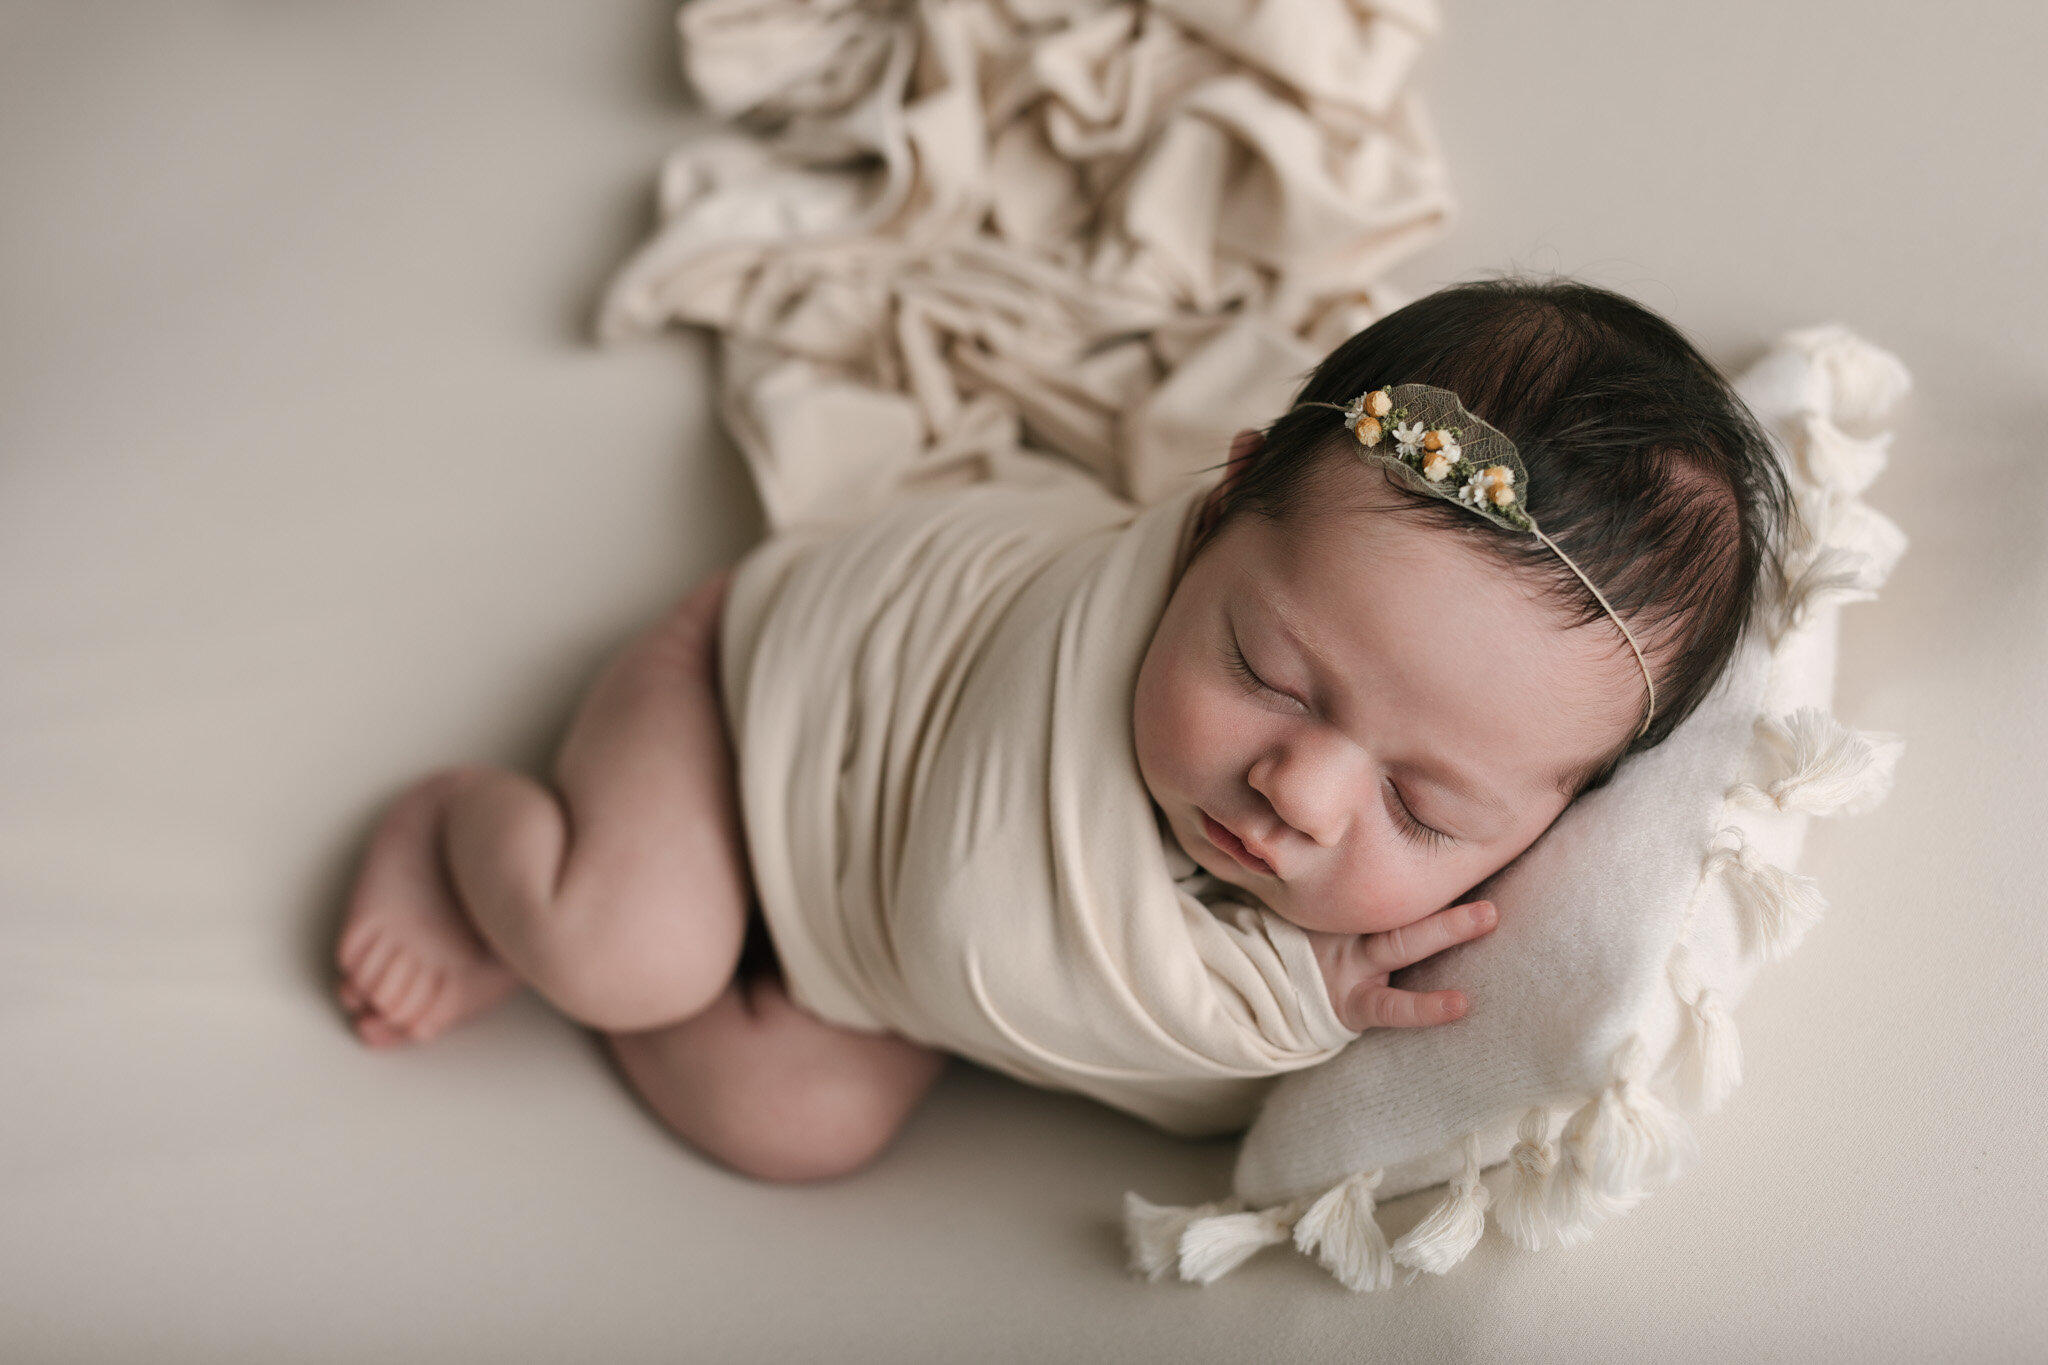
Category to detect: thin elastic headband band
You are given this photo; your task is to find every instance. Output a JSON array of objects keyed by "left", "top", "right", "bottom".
[
  {"left": 1533, "top": 527, "right": 1657, "bottom": 738},
  {"left": 1295, "top": 387, "right": 1656, "bottom": 739}
]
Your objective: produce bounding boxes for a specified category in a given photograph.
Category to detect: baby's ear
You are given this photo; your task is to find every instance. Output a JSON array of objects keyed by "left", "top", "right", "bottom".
[
  {"left": 1195, "top": 430, "right": 1263, "bottom": 542},
  {"left": 1226, "top": 428, "right": 1264, "bottom": 470},
  {"left": 1209, "top": 429, "right": 1262, "bottom": 502}
]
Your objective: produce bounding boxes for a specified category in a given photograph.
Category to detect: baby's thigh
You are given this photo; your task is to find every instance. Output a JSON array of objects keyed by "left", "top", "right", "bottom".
[
  {"left": 608, "top": 972, "right": 944, "bottom": 1183},
  {"left": 521, "top": 576, "right": 755, "bottom": 1027},
  {"left": 554, "top": 575, "right": 746, "bottom": 861}
]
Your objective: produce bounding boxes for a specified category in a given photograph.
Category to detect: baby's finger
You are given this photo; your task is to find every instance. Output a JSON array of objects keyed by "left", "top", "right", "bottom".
[
  {"left": 1361, "top": 900, "right": 1497, "bottom": 976},
  {"left": 1343, "top": 983, "right": 1468, "bottom": 1031}
]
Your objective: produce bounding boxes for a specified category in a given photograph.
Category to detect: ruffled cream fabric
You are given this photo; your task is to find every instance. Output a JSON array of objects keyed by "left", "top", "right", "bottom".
[
  {"left": 719, "top": 475, "right": 1356, "bottom": 1135},
  {"left": 601, "top": 0, "right": 1452, "bottom": 525}
]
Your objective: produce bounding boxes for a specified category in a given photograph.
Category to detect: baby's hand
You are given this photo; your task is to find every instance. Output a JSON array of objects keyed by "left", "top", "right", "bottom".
[{"left": 1305, "top": 900, "right": 1498, "bottom": 1032}]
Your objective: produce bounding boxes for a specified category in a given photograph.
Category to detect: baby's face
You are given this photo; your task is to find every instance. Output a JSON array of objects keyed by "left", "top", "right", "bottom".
[{"left": 1134, "top": 455, "right": 1645, "bottom": 937}]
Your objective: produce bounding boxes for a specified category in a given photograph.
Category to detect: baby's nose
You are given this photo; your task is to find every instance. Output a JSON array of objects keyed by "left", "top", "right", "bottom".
[{"left": 1246, "top": 746, "right": 1352, "bottom": 848}]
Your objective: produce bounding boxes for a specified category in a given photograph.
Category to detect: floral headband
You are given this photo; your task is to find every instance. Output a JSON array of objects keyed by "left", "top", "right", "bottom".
[{"left": 1297, "top": 383, "right": 1657, "bottom": 738}]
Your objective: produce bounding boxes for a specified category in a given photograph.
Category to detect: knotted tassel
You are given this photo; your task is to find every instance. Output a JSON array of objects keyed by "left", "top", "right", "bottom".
[
  {"left": 1816, "top": 498, "right": 1907, "bottom": 588},
  {"left": 1123, "top": 1193, "right": 1238, "bottom": 1283},
  {"left": 1548, "top": 1103, "right": 1643, "bottom": 1245},
  {"left": 1736, "top": 325, "right": 1910, "bottom": 432},
  {"left": 1773, "top": 546, "right": 1879, "bottom": 639},
  {"left": 1784, "top": 323, "right": 1912, "bottom": 429},
  {"left": 1668, "top": 943, "right": 1744, "bottom": 1111},
  {"left": 1796, "top": 413, "right": 1892, "bottom": 497},
  {"left": 1707, "top": 829, "right": 1828, "bottom": 961},
  {"left": 1176, "top": 1200, "right": 1304, "bottom": 1285},
  {"left": 1734, "top": 707, "right": 1902, "bottom": 817},
  {"left": 1494, "top": 1108, "right": 1559, "bottom": 1251},
  {"left": 1291, "top": 1170, "right": 1393, "bottom": 1292},
  {"left": 1549, "top": 1039, "right": 1694, "bottom": 1244},
  {"left": 1391, "top": 1134, "right": 1492, "bottom": 1277}
]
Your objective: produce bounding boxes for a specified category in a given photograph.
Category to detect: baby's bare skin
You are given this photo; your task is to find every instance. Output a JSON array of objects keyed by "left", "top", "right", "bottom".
[{"left": 335, "top": 573, "right": 941, "bottom": 1180}]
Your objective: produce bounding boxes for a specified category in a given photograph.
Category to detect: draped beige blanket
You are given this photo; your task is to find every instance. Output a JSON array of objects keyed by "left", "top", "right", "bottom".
[
  {"left": 600, "top": 0, "right": 1451, "bottom": 530},
  {"left": 720, "top": 472, "right": 1356, "bottom": 1134}
]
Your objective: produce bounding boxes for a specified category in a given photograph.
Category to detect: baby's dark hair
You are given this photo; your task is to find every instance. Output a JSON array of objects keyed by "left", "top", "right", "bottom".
[{"left": 1200, "top": 277, "right": 1792, "bottom": 785}]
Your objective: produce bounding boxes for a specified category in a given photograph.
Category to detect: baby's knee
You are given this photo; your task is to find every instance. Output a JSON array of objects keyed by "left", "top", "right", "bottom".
[
  {"left": 700, "top": 1072, "right": 912, "bottom": 1183},
  {"left": 539, "top": 917, "right": 737, "bottom": 1033},
  {"left": 614, "top": 1022, "right": 927, "bottom": 1182}
]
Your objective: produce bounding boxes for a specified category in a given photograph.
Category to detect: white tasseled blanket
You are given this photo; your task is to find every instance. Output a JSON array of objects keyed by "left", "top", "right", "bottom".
[{"left": 719, "top": 474, "right": 1356, "bottom": 1135}]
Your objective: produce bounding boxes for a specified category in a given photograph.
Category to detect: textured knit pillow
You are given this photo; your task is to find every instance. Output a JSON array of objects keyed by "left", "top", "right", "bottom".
[{"left": 1124, "top": 325, "right": 1910, "bottom": 1290}]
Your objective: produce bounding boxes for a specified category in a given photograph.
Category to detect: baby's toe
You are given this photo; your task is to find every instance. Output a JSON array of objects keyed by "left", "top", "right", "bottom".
[
  {"left": 367, "top": 956, "right": 419, "bottom": 1021},
  {"left": 353, "top": 1012, "right": 411, "bottom": 1049},
  {"left": 385, "top": 963, "right": 439, "bottom": 1030},
  {"left": 356, "top": 937, "right": 405, "bottom": 1000},
  {"left": 401, "top": 973, "right": 454, "bottom": 1041},
  {"left": 336, "top": 920, "right": 381, "bottom": 974}
]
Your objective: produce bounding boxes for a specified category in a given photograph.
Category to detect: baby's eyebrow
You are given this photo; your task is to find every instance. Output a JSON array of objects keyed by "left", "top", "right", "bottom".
[{"left": 1265, "top": 591, "right": 1338, "bottom": 683}]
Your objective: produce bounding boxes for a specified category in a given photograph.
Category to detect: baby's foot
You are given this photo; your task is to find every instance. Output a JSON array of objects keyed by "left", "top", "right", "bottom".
[{"left": 336, "top": 768, "right": 520, "bottom": 1048}]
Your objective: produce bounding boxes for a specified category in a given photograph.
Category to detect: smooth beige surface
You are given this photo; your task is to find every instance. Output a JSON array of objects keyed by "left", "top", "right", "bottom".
[{"left": 1, "top": 2, "right": 2041, "bottom": 1361}]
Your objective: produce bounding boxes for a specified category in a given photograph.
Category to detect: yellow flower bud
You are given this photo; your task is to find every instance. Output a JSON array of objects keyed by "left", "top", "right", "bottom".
[
  {"left": 1481, "top": 464, "right": 1516, "bottom": 506},
  {"left": 1364, "top": 389, "right": 1393, "bottom": 418},
  {"left": 1354, "top": 416, "right": 1383, "bottom": 446}
]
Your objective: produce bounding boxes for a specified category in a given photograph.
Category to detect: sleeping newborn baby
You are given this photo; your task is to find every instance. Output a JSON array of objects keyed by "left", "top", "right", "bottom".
[{"left": 334, "top": 279, "right": 1787, "bottom": 1180}]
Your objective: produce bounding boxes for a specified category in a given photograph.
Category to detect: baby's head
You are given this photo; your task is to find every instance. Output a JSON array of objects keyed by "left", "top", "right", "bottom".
[{"left": 1134, "top": 278, "right": 1790, "bottom": 936}]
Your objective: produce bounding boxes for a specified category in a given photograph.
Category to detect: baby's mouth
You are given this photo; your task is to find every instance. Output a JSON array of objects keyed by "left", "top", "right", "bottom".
[{"left": 1199, "top": 810, "right": 1276, "bottom": 877}]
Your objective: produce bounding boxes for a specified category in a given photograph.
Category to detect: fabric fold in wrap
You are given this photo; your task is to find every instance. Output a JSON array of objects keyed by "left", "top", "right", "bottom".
[
  {"left": 601, "top": 0, "right": 1452, "bottom": 527},
  {"left": 719, "top": 474, "right": 1357, "bottom": 1134}
]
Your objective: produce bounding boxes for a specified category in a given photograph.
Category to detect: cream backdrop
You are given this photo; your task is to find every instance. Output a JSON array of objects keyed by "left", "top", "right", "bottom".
[{"left": 1, "top": 1, "right": 2041, "bottom": 1361}]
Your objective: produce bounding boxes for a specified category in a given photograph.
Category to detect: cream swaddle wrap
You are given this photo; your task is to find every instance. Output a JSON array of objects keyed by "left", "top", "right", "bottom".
[{"left": 720, "top": 475, "right": 1357, "bottom": 1135}]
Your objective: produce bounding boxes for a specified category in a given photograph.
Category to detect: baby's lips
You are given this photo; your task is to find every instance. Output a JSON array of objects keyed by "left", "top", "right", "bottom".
[
  {"left": 1237, "top": 829, "right": 1280, "bottom": 875},
  {"left": 1200, "top": 809, "right": 1277, "bottom": 877}
]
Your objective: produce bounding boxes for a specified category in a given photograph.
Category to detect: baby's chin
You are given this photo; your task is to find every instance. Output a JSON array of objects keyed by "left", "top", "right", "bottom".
[{"left": 1231, "top": 873, "right": 1430, "bottom": 938}]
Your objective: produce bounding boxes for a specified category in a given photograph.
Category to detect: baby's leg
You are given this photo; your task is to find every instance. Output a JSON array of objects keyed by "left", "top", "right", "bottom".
[
  {"left": 336, "top": 572, "right": 751, "bottom": 1043},
  {"left": 335, "top": 767, "right": 519, "bottom": 1047},
  {"left": 607, "top": 976, "right": 945, "bottom": 1182}
]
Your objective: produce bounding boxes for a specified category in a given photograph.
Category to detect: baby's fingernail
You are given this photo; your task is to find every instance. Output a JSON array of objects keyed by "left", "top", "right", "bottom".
[
  {"left": 1471, "top": 901, "right": 1497, "bottom": 928},
  {"left": 1442, "top": 993, "right": 1468, "bottom": 1020}
]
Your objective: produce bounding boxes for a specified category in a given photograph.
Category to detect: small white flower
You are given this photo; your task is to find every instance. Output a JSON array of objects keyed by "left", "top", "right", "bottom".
[
  {"left": 1460, "top": 464, "right": 1516, "bottom": 509},
  {"left": 1343, "top": 395, "right": 1366, "bottom": 429},
  {"left": 1393, "top": 421, "right": 1427, "bottom": 457}
]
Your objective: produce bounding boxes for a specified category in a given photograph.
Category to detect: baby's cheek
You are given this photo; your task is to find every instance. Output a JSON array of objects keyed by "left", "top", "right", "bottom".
[
  {"left": 1131, "top": 653, "right": 1180, "bottom": 794},
  {"left": 1133, "top": 659, "right": 1200, "bottom": 786},
  {"left": 1316, "top": 840, "right": 1427, "bottom": 936}
]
